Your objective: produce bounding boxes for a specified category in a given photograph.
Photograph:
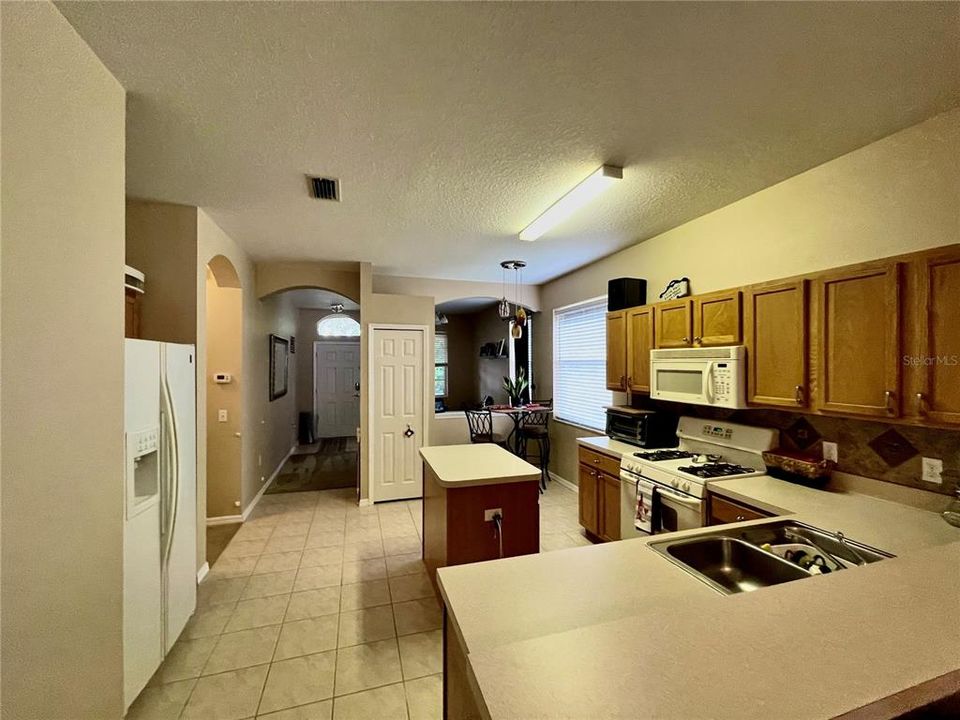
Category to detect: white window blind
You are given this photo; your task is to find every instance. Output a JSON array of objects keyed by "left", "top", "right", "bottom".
[
  {"left": 434, "top": 333, "right": 448, "bottom": 397},
  {"left": 553, "top": 297, "right": 611, "bottom": 431}
]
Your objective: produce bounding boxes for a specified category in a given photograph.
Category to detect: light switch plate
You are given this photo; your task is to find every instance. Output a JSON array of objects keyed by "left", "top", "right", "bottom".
[
  {"left": 218, "top": 409, "right": 228, "bottom": 422},
  {"left": 922, "top": 457, "right": 943, "bottom": 485},
  {"left": 822, "top": 441, "right": 838, "bottom": 463}
]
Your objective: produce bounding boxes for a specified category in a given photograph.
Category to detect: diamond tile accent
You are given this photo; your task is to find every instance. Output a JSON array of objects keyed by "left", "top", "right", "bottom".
[
  {"left": 782, "top": 417, "right": 821, "bottom": 451},
  {"left": 867, "top": 428, "right": 919, "bottom": 468}
]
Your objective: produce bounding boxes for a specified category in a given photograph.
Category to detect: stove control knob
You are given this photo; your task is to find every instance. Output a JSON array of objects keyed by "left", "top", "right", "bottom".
[
  {"left": 671, "top": 478, "right": 679, "bottom": 487},
  {"left": 683, "top": 481, "right": 690, "bottom": 492}
]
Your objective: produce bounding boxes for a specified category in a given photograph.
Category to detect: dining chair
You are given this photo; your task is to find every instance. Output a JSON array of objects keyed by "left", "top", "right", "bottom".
[
  {"left": 519, "top": 406, "right": 551, "bottom": 490},
  {"left": 464, "top": 409, "right": 508, "bottom": 447}
]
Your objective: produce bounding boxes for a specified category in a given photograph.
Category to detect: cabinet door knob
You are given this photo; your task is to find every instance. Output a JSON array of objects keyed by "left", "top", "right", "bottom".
[
  {"left": 682, "top": 336, "right": 690, "bottom": 344},
  {"left": 795, "top": 385, "right": 805, "bottom": 405},
  {"left": 736, "top": 515, "right": 745, "bottom": 522},
  {"left": 917, "top": 392, "right": 926, "bottom": 415},
  {"left": 693, "top": 336, "right": 702, "bottom": 345},
  {"left": 884, "top": 390, "right": 895, "bottom": 413},
  {"left": 594, "top": 458, "right": 600, "bottom": 464}
]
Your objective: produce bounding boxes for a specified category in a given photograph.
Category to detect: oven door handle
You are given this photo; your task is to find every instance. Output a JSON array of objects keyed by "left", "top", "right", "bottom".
[{"left": 656, "top": 486, "right": 702, "bottom": 509}]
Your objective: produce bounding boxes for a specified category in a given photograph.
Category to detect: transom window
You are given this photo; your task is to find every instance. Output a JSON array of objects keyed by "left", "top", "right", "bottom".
[{"left": 316, "top": 315, "right": 360, "bottom": 338}]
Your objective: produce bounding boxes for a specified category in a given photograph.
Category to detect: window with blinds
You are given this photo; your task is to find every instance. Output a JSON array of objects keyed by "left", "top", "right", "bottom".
[
  {"left": 553, "top": 297, "right": 611, "bottom": 430},
  {"left": 434, "top": 333, "right": 448, "bottom": 397}
]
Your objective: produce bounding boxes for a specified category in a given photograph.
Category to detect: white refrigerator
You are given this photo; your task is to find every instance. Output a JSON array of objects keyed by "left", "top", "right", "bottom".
[{"left": 124, "top": 339, "right": 197, "bottom": 709}]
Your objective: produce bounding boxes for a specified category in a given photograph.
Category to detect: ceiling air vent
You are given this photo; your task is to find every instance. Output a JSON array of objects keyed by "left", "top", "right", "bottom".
[{"left": 309, "top": 176, "right": 340, "bottom": 201}]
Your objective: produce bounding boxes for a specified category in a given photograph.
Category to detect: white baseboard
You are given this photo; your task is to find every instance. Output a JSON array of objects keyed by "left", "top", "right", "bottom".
[
  {"left": 241, "top": 443, "right": 296, "bottom": 521},
  {"left": 357, "top": 498, "right": 373, "bottom": 508},
  {"left": 549, "top": 472, "right": 578, "bottom": 493},
  {"left": 196, "top": 562, "right": 209, "bottom": 584},
  {"left": 205, "top": 444, "right": 296, "bottom": 527}
]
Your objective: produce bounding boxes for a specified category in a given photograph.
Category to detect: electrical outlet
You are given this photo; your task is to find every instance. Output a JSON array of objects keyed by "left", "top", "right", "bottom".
[
  {"left": 218, "top": 409, "right": 228, "bottom": 423},
  {"left": 922, "top": 457, "right": 943, "bottom": 485},
  {"left": 822, "top": 442, "right": 838, "bottom": 463},
  {"left": 484, "top": 508, "right": 503, "bottom": 522}
]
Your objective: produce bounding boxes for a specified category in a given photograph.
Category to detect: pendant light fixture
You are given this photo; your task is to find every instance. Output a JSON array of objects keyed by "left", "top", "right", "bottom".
[{"left": 499, "top": 260, "right": 527, "bottom": 339}]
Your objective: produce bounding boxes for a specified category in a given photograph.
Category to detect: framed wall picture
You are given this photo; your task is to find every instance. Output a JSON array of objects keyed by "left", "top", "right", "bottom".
[{"left": 269, "top": 334, "right": 289, "bottom": 401}]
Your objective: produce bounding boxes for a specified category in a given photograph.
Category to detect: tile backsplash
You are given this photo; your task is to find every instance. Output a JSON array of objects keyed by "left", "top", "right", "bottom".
[{"left": 638, "top": 400, "right": 960, "bottom": 496}]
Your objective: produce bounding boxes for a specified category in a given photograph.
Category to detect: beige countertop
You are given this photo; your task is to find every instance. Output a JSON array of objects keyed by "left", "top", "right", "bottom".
[
  {"left": 576, "top": 435, "right": 640, "bottom": 459},
  {"left": 709, "top": 475, "right": 960, "bottom": 556},
  {"left": 438, "top": 463, "right": 960, "bottom": 719},
  {"left": 419, "top": 444, "right": 540, "bottom": 488}
]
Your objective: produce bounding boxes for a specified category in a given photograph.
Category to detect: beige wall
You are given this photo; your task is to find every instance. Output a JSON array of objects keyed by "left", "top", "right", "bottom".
[
  {"left": 196, "top": 212, "right": 299, "bottom": 547},
  {"left": 374, "top": 275, "right": 542, "bottom": 312},
  {"left": 256, "top": 261, "right": 360, "bottom": 302},
  {"left": 1, "top": 3, "right": 126, "bottom": 717},
  {"left": 126, "top": 199, "right": 198, "bottom": 344},
  {"left": 205, "top": 271, "right": 244, "bottom": 517},
  {"left": 536, "top": 108, "right": 960, "bottom": 485}
]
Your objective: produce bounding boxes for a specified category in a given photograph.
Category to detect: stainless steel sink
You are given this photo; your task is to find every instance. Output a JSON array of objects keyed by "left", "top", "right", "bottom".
[
  {"left": 650, "top": 520, "right": 894, "bottom": 595},
  {"left": 735, "top": 521, "right": 893, "bottom": 566},
  {"left": 659, "top": 536, "right": 810, "bottom": 594}
]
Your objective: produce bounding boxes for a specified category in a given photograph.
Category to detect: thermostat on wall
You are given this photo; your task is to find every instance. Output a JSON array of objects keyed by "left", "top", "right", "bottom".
[{"left": 214, "top": 373, "right": 233, "bottom": 384}]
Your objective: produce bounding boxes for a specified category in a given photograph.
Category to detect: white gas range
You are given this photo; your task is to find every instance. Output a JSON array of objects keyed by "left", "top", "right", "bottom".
[{"left": 619, "top": 417, "right": 778, "bottom": 537}]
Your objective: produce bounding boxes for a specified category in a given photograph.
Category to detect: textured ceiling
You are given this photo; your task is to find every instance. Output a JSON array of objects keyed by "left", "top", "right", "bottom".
[{"left": 58, "top": 2, "right": 960, "bottom": 283}]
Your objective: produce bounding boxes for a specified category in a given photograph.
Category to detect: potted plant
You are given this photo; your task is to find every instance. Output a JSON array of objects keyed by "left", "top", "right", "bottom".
[{"left": 502, "top": 368, "right": 529, "bottom": 407}]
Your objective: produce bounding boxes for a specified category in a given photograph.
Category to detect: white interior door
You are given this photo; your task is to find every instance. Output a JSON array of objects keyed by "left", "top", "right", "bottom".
[
  {"left": 314, "top": 341, "right": 361, "bottom": 438},
  {"left": 372, "top": 328, "right": 424, "bottom": 502}
]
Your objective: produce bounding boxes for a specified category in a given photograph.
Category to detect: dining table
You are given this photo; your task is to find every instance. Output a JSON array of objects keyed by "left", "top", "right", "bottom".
[{"left": 487, "top": 404, "right": 552, "bottom": 456}]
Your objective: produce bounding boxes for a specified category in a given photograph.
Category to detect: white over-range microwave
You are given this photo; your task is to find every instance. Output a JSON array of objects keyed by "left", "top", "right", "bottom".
[{"left": 649, "top": 345, "right": 747, "bottom": 409}]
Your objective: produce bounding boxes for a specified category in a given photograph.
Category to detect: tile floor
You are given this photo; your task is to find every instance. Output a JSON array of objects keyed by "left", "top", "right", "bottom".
[{"left": 129, "top": 480, "right": 584, "bottom": 720}]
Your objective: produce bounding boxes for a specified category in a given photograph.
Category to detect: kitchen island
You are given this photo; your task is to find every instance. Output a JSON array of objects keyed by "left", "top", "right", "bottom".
[
  {"left": 437, "top": 475, "right": 960, "bottom": 719},
  {"left": 420, "top": 444, "right": 541, "bottom": 596}
]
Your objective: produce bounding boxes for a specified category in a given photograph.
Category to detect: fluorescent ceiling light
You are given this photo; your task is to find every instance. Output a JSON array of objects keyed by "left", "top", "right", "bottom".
[{"left": 519, "top": 165, "right": 623, "bottom": 242}]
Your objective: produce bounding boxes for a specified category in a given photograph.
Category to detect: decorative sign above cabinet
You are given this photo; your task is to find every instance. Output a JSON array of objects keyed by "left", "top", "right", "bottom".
[{"left": 659, "top": 277, "right": 691, "bottom": 300}]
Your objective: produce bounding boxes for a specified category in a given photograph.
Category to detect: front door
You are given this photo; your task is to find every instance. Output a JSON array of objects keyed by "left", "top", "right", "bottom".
[
  {"left": 313, "top": 341, "right": 360, "bottom": 438},
  {"left": 372, "top": 328, "right": 424, "bottom": 502}
]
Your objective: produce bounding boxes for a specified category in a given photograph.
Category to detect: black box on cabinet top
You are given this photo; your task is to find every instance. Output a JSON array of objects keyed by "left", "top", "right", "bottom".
[{"left": 607, "top": 278, "right": 647, "bottom": 311}]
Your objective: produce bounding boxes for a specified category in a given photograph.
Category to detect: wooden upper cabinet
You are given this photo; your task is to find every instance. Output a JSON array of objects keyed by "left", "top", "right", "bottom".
[
  {"left": 693, "top": 290, "right": 741, "bottom": 346},
  {"left": 655, "top": 299, "right": 693, "bottom": 348},
  {"left": 914, "top": 248, "right": 960, "bottom": 424},
  {"left": 606, "top": 311, "right": 627, "bottom": 391},
  {"left": 626, "top": 306, "right": 655, "bottom": 393},
  {"left": 744, "top": 280, "right": 808, "bottom": 408},
  {"left": 816, "top": 263, "right": 901, "bottom": 418}
]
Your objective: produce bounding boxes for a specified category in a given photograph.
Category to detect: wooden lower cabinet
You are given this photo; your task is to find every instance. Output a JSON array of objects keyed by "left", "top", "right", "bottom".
[
  {"left": 599, "top": 472, "right": 621, "bottom": 542},
  {"left": 707, "top": 494, "right": 772, "bottom": 526},
  {"left": 577, "top": 463, "right": 600, "bottom": 536},
  {"left": 578, "top": 447, "right": 621, "bottom": 541}
]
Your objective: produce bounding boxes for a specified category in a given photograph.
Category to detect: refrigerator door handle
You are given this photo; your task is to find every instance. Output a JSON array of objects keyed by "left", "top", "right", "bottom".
[{"left": 160, "top": 376, "right": 179, "bottom": 567}]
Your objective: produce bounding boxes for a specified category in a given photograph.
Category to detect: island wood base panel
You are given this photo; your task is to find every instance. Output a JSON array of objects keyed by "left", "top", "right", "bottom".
[{"left": 423, "top": 463, "right": 539, "bottom": 595}]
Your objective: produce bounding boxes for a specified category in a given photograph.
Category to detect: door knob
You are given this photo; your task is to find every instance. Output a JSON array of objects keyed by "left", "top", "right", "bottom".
[{"left": 403, "top": 425, "right": 415, "bottom": 438}]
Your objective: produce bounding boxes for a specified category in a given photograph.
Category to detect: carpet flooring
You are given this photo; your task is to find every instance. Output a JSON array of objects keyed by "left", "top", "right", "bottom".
[{"left": 264, "top": 436, "right": 358, "bottom": 496}]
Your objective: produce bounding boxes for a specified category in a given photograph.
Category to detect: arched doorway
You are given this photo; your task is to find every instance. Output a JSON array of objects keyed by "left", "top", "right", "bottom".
[{"left": 205, "top": 255, "right": 243, "bottom": 538}]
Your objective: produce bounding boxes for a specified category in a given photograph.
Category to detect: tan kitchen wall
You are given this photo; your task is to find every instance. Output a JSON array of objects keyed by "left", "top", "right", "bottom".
[
  {"left": 126, "top": 199, "right": 198, "bottom": 344},
  {"left": 535, "top": 108, "right": 960, "bottom": 487},
  {"left": 257, "top": 261, "right": 361, "bottom": 302},
  {"left": 1, "top": 2, "right": 126, "bottom": 717},
  {"left": 205, "top": 270, "right": 244, "bottom": 518}
]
